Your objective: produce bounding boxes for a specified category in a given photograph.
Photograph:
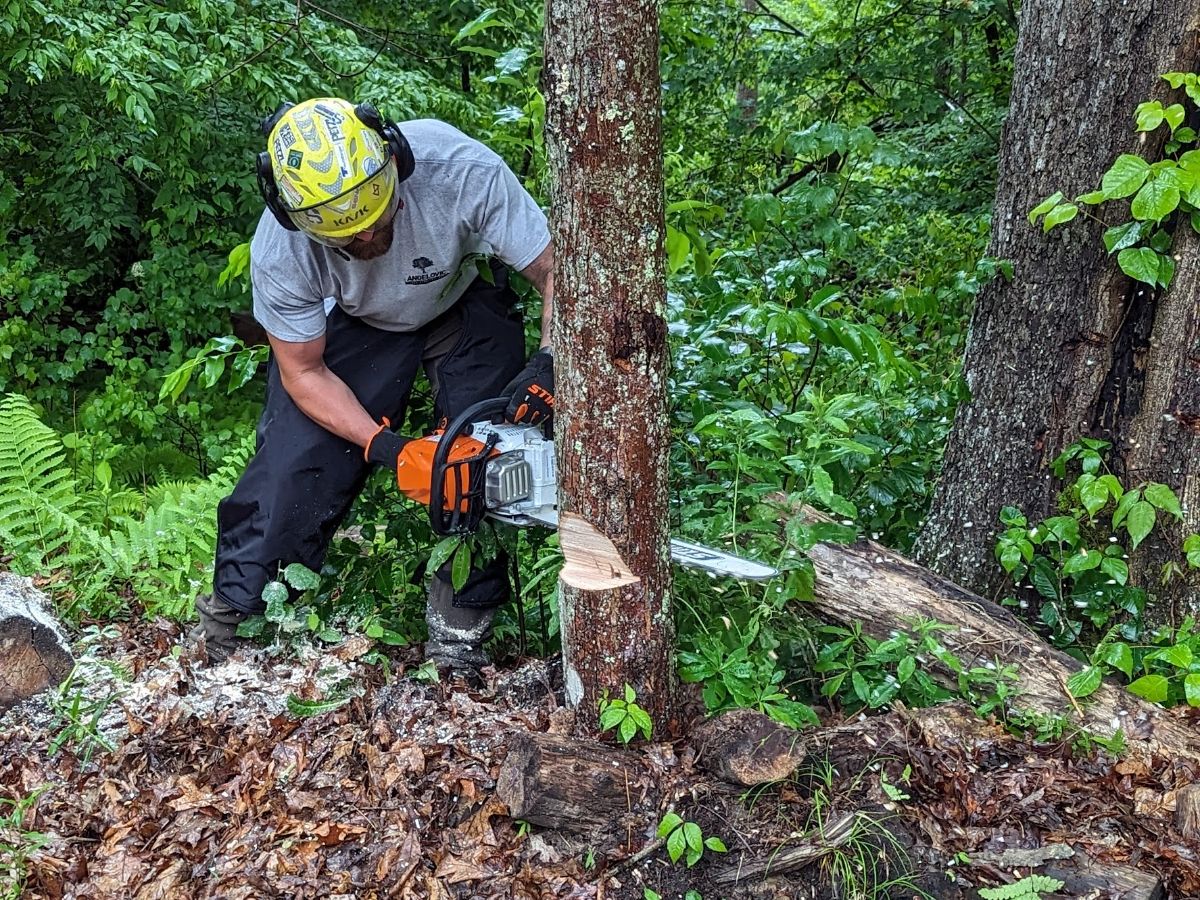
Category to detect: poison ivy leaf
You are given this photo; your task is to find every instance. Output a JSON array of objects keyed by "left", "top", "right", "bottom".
[
  {"left": 1079, "top": 476, "right": 1109, "bottom": 516},
  {"left": 1186, "top": 674, "right": 1200, "bottom": 707},
  {"left": 1102, "top": 221, "right": 1145, "bottom": 254},
  {"left": 1143, "top": 482, "right": 1183, "bottom": 518},
  {"left": 1028, "top": 191, "right": 1064, "bottom": 224},
  {"left": 1102, "top": 154, "right": 1151, "bottom": 199},
  {"left": 1043, "top": 203, "right": 1078, "bottom": 231},
  {"left": 1165, "top": 103, "right": 1186, "bottom": 131},
  {"left": 1100, "top": 641, "right": 1134, "bottom": 678},
  {"left": 1130, "top": 177, "right": 1180, "bottom": 221},
  {"left": 1076, "top": 190, "right": 1107, "bottom": 205},
  {"left": 1124, "top": 500, "right": 1156, "bottom": 549},
  {"left": 1117, "top": 247, "right": 1162, "bottom": 286},
  {"left": 1135, "top": 100, "right": 1165, "bottom": 132},
  {"left": 1100, "top": 556, "right": 1128, "bottom": 585},
  {"left": 1067, "top": 665, "right": 1102, "bottom": 699},
  {"left": 665, "top": 225, "right": 690, "bottom": 273},
  {"left": 1127, "top": 674, "right": 1168, "bottom": 703}
]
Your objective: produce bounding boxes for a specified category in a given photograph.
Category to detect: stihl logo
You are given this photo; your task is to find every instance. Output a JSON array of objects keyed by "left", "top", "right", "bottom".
[{"left": 529, "top": 384, "right": 554, "bottom": 404}]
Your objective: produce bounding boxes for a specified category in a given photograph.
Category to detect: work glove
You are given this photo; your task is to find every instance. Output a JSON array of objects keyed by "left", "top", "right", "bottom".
[
  {"left": 365, "top": 419, "right": 488, "bottom": 507},
  {"left": 503, "top": 348, "right": 555, "bottom": 426}
]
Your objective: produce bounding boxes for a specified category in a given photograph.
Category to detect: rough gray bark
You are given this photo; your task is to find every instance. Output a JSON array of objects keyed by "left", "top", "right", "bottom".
[
  {"left": 0, "top": 572, "right": 73, "bottom": 710},
  {"left": 915, "top": 0, "right": 1200, "bottom": 624},
  {"left": 544, "top": 0, "right": 676, "bottom": 729}
]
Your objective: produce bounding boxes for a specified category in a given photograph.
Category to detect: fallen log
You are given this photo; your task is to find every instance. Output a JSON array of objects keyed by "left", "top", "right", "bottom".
[
  {"left": 495, "top": 732, "right": 655, "bottom": 833},
  {"left": 802, "top": 512, "right": 1200, "bottom": 759},
  {"left": 0, "top": 572, "right": 73, "bottom": 711}
]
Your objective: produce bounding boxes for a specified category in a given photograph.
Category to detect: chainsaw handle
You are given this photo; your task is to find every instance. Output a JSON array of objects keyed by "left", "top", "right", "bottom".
[{"left": 429, "top": 397, "right": 508, "bottom": 535}]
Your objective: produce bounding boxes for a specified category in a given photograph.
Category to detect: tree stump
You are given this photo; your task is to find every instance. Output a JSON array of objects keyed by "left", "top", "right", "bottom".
[{"left": 0, "top": 572, "right": 73, "bottom": 711}]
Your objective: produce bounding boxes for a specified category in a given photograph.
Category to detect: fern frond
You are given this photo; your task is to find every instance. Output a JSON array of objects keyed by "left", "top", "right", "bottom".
[{"left": 0, "top": 393, "right": 82, "bottom": 572}]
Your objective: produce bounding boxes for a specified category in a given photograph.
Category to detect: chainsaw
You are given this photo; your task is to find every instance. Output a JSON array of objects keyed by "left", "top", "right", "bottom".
[{"left": 426, "top": 398, "right": 778, "bottom": 581}]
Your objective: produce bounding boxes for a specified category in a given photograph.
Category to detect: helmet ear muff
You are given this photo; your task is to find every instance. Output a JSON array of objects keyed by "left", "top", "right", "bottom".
[
  {"left": 355, "top": 102, "right": 415, "bottom": 183},
  {"left": 257, "top": 101, "right": 300, "bottom": 231},
  {"left": 256, "top": 150, "right": 298, "bottom": 231}
]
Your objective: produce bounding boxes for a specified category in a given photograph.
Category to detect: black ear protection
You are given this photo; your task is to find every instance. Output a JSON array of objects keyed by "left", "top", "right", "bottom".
[{"left": 255, "top": 101, "right": 415, "bottom": 231}]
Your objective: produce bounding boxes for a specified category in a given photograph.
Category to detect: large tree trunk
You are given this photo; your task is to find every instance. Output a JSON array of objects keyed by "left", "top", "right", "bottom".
[
  {"left": 915, "top": 0, "right": 1200, "bottom": 624},
  {"left": 544, "top": 0, "right": 676, "bottom": 730}
]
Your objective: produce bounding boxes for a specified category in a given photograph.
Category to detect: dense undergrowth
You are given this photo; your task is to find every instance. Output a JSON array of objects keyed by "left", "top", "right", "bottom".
[{"left": 0, "top": 0, "right": 1035, "bottom": 727}]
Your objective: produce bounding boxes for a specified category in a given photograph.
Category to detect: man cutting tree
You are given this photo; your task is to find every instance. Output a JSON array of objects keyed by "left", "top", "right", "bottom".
[{"left": 190, "top": 97, "right": 555, "bottom": 671}]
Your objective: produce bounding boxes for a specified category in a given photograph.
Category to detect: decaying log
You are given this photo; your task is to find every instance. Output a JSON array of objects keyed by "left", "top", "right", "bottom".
[
  {"left": 693, "top": 708, "right": 811, "bottom": 786},
  {"left": 802, "top": 510, "right": 1200, "bottom": 759},
  {"left": 1042, "top": 853, "right": 1165, "bottom": 900},
  {"left": 495, "top": 732, "right": 654, "bottom": 832},
  {"left": 0, "top": 573, "right": 73, "bottom": 711},
  {"left": 712, "top": 810, "right": 859, "bottom": 885},
  {"left": 1174, "top": 784, "right": 1200, "bottom": 841}
]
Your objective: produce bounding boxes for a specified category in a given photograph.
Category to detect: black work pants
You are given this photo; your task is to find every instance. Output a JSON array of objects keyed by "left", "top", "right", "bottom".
[{"left": 212, "top": 267, "right": 526, "bottom": 615}]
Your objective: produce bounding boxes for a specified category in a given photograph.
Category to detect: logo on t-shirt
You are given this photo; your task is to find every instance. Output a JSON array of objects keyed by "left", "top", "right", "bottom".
[{"left": 406, "top": 256, "right": 450, "bottom": 285}]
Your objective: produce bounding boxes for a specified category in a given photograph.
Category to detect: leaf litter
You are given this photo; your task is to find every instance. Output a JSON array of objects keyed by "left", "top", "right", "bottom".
[{"left": 2, "top": 621, "right": 1200, "bottom": 898}]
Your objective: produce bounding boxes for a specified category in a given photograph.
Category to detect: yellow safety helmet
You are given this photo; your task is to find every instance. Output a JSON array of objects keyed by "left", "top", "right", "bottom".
[{"left": 256, "top": 98, "right": 412, "bottom": 246}]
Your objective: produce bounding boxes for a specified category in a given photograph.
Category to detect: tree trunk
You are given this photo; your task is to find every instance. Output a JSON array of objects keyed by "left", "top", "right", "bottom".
[
  {"left": 544, "top": 0, "right": 676, "bottom": 730},
  {"left": 915, "top": 0, "right": 1200, "bottom": 625}
]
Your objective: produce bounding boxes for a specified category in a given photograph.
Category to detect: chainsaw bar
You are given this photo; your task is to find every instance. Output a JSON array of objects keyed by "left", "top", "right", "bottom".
[{"left": 494, "top": 507, "right": 779, "bottom": 582}]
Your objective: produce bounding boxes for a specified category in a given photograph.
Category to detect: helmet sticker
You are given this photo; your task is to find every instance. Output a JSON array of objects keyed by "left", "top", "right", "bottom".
[
  {"left": 286, "top": 149, "right": 303, "bottom": 168},
  {"left": 336, "top": 143, "right": 354, "bottom": 179},
  {"left": 295, "top": 111, "right": 321, "bottom": 150},
  {"left": 364, "top": 156, "right": 380, "bottom": 176},
  {"left": 278, "top": 178, "right": 304, "bottom": 208},
  {"left": 313, "top": 102, "right": 345, "bottom": 141}
]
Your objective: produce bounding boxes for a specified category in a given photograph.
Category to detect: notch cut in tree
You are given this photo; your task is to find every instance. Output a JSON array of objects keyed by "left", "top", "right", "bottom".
[{"left": 544, "top": 0, "right": 675, "bottom": 731}]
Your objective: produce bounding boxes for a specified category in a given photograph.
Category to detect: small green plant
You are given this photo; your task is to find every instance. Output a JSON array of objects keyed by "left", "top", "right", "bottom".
[
  {"left": 979, "top": 874, "right": 1065, "bottom": 900},
  {"left": 0, "top": 788, "right": 51, "bottom": 900},
  {"left": 655, "top": 811, "right": 727, "bottom": 867},
  {"left": 996, "top": 438, "right": 1200, "bottom": 709},
  {"left": 878, "top": 764, "right": 911, "bottom": 802},
  {"left": 679, "top": 614, "right": 818, "bottom": 728},
  {"left": 46, "top": 652, "right": 129, "bottom": 765},
  {"left": 813, "top": 618, "right": 1020, "bottom": 719},
  {"left": 1030, "top": 72, "right": 1200, "bottom": 291},
  {"left": 598, "top": 684, "right": 653, "bottom": 744}
]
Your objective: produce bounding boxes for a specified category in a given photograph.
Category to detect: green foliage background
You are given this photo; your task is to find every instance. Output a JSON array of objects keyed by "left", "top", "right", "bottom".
[{"left": 0, "top": 0, "right": 1016, "bottom": 718}]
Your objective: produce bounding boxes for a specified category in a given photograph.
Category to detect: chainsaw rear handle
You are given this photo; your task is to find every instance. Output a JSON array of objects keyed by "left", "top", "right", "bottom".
[{"left": 429, "top": 397, "right": 508, "bottom": 535}]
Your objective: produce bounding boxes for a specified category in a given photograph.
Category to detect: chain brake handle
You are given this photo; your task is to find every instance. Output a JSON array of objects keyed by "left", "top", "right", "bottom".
[{"left": 429, "top": 397, "right": 508, "bottom": 536}]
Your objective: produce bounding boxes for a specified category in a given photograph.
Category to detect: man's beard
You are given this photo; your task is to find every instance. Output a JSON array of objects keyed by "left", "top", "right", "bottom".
[{"left": 343, "top": 220, "right": 395, "bottom": 260}]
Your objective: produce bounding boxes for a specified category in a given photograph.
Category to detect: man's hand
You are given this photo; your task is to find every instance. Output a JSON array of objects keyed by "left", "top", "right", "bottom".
[
  {"left": 366, "top": 424, "right": 488, "bottom": 507},
  {"left": 503, "top": 349, "right": 555, "bottom": 426}
]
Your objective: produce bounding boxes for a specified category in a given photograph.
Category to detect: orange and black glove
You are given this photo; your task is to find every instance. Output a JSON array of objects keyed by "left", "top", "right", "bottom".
[
  {"left": 502, "top": 348, "right": 555, "bottom": 426},
  {"left": 365, "top": 419, "right": 488, "bottom": 507}
]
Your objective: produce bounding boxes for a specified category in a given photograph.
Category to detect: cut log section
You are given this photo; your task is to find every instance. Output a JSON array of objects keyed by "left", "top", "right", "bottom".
[
  {"left": 802, "top": 510, "right": 1200, "bottom": 759},
  {"left": 495, "top": 732, "right": 655, "bottom": 833},
  {"left": 0, "top": 572, "right": 73, "bottom": 711},
  {"left": 693, "top": 707, "right": 810, "bottom": 786}
]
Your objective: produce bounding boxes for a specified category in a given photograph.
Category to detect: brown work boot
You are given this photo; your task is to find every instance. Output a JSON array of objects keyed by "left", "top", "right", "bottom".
[{"left": 188, "top": 593, "right": 251, "bottom": 663}]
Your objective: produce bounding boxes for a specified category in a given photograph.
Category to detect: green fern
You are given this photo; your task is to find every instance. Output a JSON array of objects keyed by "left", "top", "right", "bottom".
[
  {"left": 0, "top": 393, "right": 83, "bottom": 572},
  {"left": 0, "top": 392, "right": 253, "bottom": 621},
  {"left": 979, "top": 875, "right": 1065, "bottom": 900}
]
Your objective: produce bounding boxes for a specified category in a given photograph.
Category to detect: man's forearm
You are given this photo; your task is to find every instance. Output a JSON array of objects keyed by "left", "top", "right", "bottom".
[{"left": 280, "top": 366, "right": 379, "bottom": 449}]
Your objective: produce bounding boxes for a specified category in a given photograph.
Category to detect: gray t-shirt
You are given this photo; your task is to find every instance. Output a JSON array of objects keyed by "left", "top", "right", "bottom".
[{"left": 249, "top": 119, "right": 550, "bottom": 342}]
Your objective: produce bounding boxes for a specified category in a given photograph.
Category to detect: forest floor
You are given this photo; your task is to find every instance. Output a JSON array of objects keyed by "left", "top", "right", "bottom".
[{"left": 2, "top": 615, "right": 1200, "bottom": 900}]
